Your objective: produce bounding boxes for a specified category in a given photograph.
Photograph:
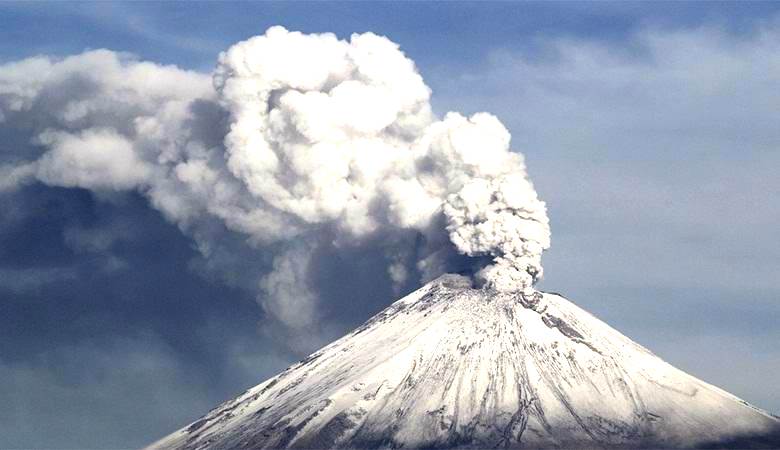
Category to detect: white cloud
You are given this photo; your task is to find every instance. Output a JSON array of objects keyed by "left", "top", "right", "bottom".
[
  {"left": 0, "top": 27, "right": 553, "bottom": 331},
  {"left": 7, "top": 22, "right": 777, "bottom": 341},
  {"left": 35, "top": 128, "right": 152, "bottom": 190}
]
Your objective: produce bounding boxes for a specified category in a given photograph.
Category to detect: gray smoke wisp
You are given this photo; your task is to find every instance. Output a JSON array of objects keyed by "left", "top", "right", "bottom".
[{"left": 0, "top": 27, "right": 550, "bottom": 331}]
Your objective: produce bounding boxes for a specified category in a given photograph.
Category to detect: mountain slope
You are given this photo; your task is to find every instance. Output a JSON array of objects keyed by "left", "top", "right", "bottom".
[{"left": 148, "top": 275, "right": 780, "bottom": 449}]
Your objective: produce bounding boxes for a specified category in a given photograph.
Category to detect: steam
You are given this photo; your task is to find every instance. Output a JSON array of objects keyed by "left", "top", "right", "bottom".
[
  {"left": 212, "top": 27, "right": 550, "bottom": 289},
  {"left": 0, "top": 27, "right": 550, "bottom": 330}
]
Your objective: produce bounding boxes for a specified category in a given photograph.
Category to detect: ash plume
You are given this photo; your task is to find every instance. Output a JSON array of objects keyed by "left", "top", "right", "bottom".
[{"left": 0, "top": 27, "right": 550, "bottom": 333}]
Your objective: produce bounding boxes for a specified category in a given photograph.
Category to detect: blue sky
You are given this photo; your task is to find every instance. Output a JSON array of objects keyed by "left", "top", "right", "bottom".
[{"left": 1, "top": 2, "right": 779, "bottom": 448}]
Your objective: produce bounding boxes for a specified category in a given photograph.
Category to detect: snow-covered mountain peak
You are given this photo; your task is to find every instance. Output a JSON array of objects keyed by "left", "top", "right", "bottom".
[{"left": 148, "top": 275, "right": 780, "bottom": 449}]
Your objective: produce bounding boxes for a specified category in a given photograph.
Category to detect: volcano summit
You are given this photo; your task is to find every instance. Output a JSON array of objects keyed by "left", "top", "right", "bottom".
[{"left": 148, "top": 275, "right": 780, "bottom": 449}]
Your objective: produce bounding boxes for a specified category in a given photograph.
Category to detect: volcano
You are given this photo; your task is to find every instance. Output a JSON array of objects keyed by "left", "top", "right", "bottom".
[{"left": 147, "top": 275, "right": 780, "bottom": 449}]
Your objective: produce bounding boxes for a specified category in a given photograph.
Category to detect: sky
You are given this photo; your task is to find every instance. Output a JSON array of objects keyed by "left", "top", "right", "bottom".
[{"left": 1, "top": 2, "right": 779, "bottom": 448}]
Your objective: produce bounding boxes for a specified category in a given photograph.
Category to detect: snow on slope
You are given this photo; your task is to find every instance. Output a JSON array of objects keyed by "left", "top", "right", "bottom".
[{"left": 147, "top": 275, "right": 780, "bottom": 449}]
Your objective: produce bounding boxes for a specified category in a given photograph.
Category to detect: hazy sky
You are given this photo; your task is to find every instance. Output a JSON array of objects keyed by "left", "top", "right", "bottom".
[{"left": 1, "top": 2, "right": 779, "bottom": 448}]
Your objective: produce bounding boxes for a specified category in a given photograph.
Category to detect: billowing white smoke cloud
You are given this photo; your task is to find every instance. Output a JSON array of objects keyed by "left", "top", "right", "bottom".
[
  {"left": 212, "top": 27, "right": 550, "bottom": 289},
  {"left": 0, "top": 27, "right": 549, "bottom": 330}
]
